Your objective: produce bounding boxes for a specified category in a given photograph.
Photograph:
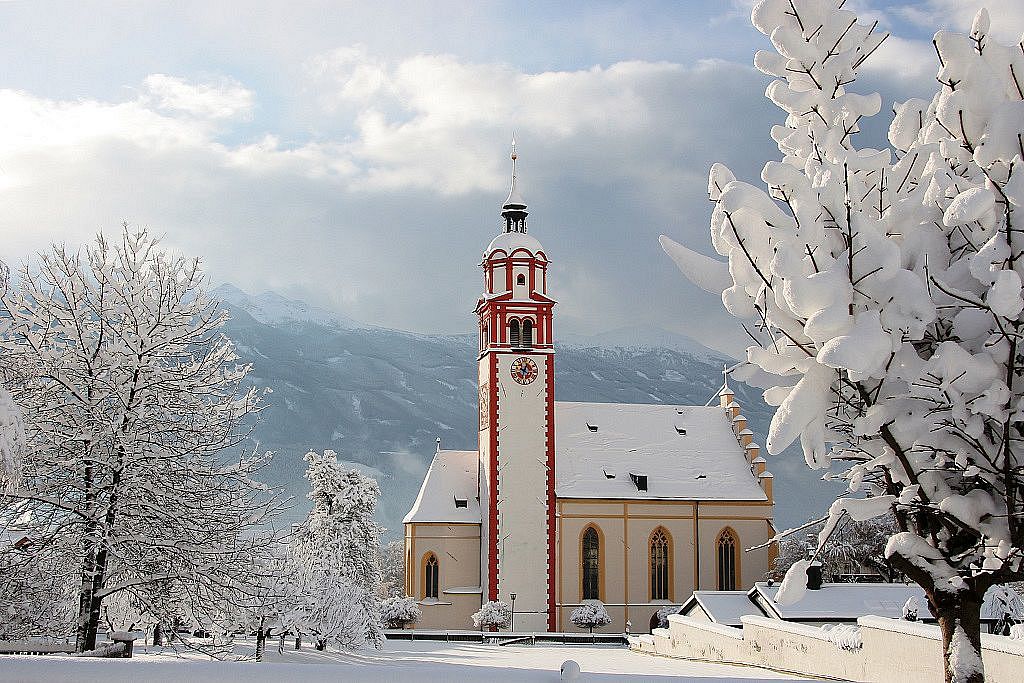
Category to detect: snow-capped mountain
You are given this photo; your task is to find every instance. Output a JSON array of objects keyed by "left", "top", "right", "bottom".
[
  {"left": 561, "top": 324, "right": 731, "bottom": 362},
  {"left": 218, "top": 286, "right": 841, "bottom": 535},
  {"left": 213, "top": 283, "right": 357, "bottom": 329}
]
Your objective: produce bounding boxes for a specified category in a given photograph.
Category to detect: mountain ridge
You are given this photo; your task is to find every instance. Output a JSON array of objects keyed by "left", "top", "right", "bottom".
[{"left": 217, "top": 285, "right": 842, "bottom": 536}]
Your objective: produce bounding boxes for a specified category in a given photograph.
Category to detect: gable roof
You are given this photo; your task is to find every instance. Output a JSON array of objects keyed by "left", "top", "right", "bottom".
[
  {"left": 681, "top": 590, "right": 765, "bottom": 627},
  {"left": 553, "top": 402, "right": 767, "bottom": 501},
  {"left": 403, "top": 401, "right": 768, "bottom": 524},
  {"left": 402, "top": 449, "right": 480, "bottom": 524}
]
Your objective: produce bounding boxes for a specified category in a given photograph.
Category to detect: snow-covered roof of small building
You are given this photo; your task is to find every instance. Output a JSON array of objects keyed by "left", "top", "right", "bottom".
[
  {"left": 553, "top": 402, "right": 767, "bottom": 501},
  {"left": 486, "top": 231, "right": 545, "bottom": 257},
  {"left": 402, "top": 449, "right": 480, "bottom": 524},
  {"left": 751, "top": 582, "right": 928, "bottom": 621},
  {"left": 682, "top": 591, "right": 766, "bottom": 627}
]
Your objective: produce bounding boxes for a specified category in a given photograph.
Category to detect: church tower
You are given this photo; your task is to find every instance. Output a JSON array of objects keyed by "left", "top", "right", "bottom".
[{"left": 476, "top": 142, "right": 556, "bottom": 631}]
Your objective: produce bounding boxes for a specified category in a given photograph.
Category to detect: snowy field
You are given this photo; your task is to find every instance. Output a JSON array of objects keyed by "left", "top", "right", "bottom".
[{"left": 2, "top": 639, "right": 808, "bottom": 682}]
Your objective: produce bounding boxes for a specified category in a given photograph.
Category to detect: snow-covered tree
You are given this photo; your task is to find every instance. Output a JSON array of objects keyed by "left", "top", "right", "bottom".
[
  {"left": 0, "top": 228, "right": 284, "bottom": 651},
  {"left": 569, "top": 600, "right": 611, "bottom": 634},
  {"left": 290, "top": 450, "right": 383, "bottom": 650},
  {"left": 379, "top": 539, "right": 405, "bottom": 598},
  {"left": 380, "top": 595, "right": 422, "bottom": 629},
  {"left": 661, "top": 3, "right": 1024, "bottom": 681},
  {"left": 768, "top": 515, "right": 899, "bottom": 582},
  {"left": 471, "top": 600, "right": 511, "bottom": 630}
]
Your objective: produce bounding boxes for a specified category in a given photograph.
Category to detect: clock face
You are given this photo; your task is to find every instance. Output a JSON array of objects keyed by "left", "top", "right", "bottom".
[{"left": 510, "top": 357, "right": 538, "bottom": 385}]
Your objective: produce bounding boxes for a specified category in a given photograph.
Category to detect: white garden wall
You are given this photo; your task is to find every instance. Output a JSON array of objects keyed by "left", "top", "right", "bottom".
[{"left": 629, "top": 614, "right": 1024, "bottom": 682}]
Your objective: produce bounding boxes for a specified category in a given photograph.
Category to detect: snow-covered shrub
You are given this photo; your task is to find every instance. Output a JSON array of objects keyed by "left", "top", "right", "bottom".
[
  {"left": 471, "top": 600, "right": 511, "bottom": 630},
  {"left": 822, "top": 624, "right": 863, "bottom": 651},
  {"left": 903, "top": 597, "right": 919, "bottom": 622},
  {"left": 662, "top": 3, "right": 1024, "bottom": 682},
  {"left": 654, "top": 605, "right": 680, "bottom": 630},
  {"left": 380, "top": 596, "right": 422, "bottom": 629},
  {"left": 1010, "top": 624, "right": 1024, "bottom": 640},
  {"left": 570, "top": 600, "right": 612, "bottom": 633}
]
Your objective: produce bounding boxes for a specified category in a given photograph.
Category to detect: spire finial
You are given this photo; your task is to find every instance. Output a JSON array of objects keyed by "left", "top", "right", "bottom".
[{"left": 501, "top": 136, "right": 528, "bottom": 232}]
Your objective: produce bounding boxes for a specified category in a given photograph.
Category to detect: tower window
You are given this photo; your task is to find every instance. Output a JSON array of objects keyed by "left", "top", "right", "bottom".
[
  {"left": 509, "top": 318, "right": 521, "bottom": 347},
  {"left": 716, "top": 529, "right": 738, "bottom": 590},
  {"left": 517, "top": 273, "right": 526, "bottom": 286},
  {"left": 424, "top": 553, "right": 439, "bottom": 599},
  {"left": 522, "top": 319, "right": 533, "bottom": 347},
  {"left": 581, "top": 526, "right": 601, "bottom": 600}
]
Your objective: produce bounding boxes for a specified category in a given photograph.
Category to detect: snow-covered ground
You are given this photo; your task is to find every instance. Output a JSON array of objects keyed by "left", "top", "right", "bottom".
[{"left": 3, "top": 638, "right": 808, "bottom": 682}]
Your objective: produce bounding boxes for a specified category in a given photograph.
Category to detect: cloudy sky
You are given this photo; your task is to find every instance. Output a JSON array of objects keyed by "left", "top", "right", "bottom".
[{"left": 1, "top": 1, "right": 1022, "bottom": 356}]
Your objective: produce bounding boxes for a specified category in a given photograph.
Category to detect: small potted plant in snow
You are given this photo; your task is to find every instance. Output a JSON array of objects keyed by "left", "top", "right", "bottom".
[
  {"left": 471, "top": 600, "right": 511, "bottom": 632},
  {"left": 380, "top": 596, "right": 422, "bottom": 630},
  {"left": 570, "top": 600, "right": 611, "bottom": 642}
]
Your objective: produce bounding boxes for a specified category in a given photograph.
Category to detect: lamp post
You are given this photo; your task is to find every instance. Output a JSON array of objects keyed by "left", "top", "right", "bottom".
[{"left": 510, "top": 593, "right": 516, "bottom": 632}]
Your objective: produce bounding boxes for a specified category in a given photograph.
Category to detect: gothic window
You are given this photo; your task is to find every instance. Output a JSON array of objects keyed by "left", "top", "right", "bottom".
[
  {"left": 582, "top": 526, "right": 601, "bottom": 600},
  {"left": 522, "top": 319, "right": 533, "bottom": 347},
  {"left": 509, "top": 318, "right": 521, "bottom": 347},
  {"left": 424, "top": 553, "right": 439, "bottom": 599},
  {"left": 517, "top": 273, "right": 526, "bottom": 285},
  {"left": 650, "top": 527, "right": 671, "bottom": 600},
  {"left": 716, "top": 529, "right": 738, "bottom": 591},
  {"left": 481, "top": 322, "right": 489, "bottom": 351}
]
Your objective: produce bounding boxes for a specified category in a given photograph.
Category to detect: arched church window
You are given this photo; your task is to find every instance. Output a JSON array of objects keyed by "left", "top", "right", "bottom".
[
  {"left": 509, "top": 318, "right": 521, "bottom": 347},
  {"left": 516, "top": 273, "right": 526, "bottom": 286},
  {"left": 582, "top": 526, "right": 601, "bottom": 600},
  {"left": 522, "top": 319, "right": 533, "bottom": 348},
  {"left": 716, "top": 529, "right": 738, "bottom": 591},
  {"left": 424, "top": 553, "right": 439, "bottom": 599},
  {"left": 650, "top": 527, "right": 671, "bottom": 600}
]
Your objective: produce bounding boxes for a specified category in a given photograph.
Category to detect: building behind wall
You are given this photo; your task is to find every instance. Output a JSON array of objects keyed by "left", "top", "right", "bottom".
[{"left": 403, "top": 146, "right": 776, "bottom": 633}]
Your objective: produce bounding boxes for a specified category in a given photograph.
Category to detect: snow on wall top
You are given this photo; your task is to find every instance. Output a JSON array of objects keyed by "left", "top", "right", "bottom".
[
  {"left": 554, "top": 402, "right": 767, "bottom": 501},
  {"left": 485, "top": 231, "right": 545, "bottom": 258},
  {"left": 402, "top": 449, "right": 480, "bottom": 524}
]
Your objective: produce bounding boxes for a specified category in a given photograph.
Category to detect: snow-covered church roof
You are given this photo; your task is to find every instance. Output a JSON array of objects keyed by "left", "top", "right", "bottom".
[
  {"left": 405, "top": 401, "right": 766, "bottom": 525},
  {"left": 403, "top": 449, "right": 480, "bottom": 524},
  {"left": 553, "top": 402, "right": 767, "bottom": 501}
]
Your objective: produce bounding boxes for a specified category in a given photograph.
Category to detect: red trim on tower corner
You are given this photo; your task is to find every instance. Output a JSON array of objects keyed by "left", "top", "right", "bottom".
[
  {"left": 488, "top": 351, "right": 500, "bottom": 603},
  {"left": 546, "top": 352, "right": 557, "bottom": 631}
]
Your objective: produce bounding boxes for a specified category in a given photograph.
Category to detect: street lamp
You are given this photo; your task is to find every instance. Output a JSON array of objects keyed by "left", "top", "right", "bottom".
[{"left": 510, "top": 593, "right": 517, "bottom": 632}]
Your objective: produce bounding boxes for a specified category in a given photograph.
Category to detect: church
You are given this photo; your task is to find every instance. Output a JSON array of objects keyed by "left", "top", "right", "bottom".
[{"left": 403, "top": 147, "right": 776, "bottom": 633}]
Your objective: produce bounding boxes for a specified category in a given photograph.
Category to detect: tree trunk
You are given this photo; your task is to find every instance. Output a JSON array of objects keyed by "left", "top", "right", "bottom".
[
  {"left": 294, "top": 633, "right": 302, "bottom": 650},
  {"left": 153, "top": 622, "right": 164, "bottom": 646},
  {"left": 255, "top": 617, "right": 266, "bottom": 661},
  {"left": 316, "top": 639, "right": 326, "bottom": 651},
  {"left": 931, "top": 590, "right": 985, "bottom": 683}
]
